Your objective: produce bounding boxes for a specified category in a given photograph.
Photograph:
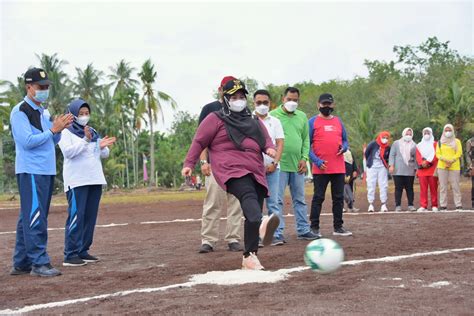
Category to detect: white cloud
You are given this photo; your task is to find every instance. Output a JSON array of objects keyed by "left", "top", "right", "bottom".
[{"left": 1, "top": 0, "right": 472, "bottom": 132}]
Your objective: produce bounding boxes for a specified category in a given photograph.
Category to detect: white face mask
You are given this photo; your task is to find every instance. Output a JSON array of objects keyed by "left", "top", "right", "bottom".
[
  {"left": 423, "top": 134, "right": 431, "bottom": 141},
  {"left": 228, "top": 99, "right": 247, "bottom": 112},
  {"left": 76, "top": 115, "right": 90, "bottom": 126},
  {"left": 283, "top": 101, "right": 298, "bottom": 112},
  {"left": 403, "top": 135, "right": 413, "bottom": 142},
  {"left": 255, "top": 104, "right": 269, "bottom": 115},
  {"left": 381, "top": 138, "right": 389, "bottom": 144},
  {"left": 444, "top": 131, "right": 453, "bottom": 138}
]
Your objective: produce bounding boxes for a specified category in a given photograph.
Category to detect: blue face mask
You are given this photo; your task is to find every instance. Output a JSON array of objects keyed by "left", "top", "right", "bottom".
[{"left": 33, "top": 89, "right": 49, "bottom": 103}]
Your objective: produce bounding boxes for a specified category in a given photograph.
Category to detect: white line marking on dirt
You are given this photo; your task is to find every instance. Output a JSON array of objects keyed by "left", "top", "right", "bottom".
[
  {"left": 424, "top": 281, "right": 451, "bottom": 288},
  {"left": 0, "top": 210, "right": 472, "bottom": 236},
  {"left": 1, "top": 247, "right": 472, "bottom": 315}
]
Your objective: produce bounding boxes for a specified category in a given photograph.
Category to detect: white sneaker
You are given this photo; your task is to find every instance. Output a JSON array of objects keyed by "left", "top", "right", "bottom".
[
  {"left": 259, "top": 214, "right": 280, "bottom": 247},
  {"left": 395, "top": 206, "right": 402, "bottom": 212},
  {"left": 242, "top": 252, "right": 264, "bottom": 270},
  {"left": 380, "top": 204, "right": 388, "bottom": 212},
  {"left": 432, "top": 207, "right": 439, "bottom": 212},
  {"left": 368, "top": 204, "right": 375, "bottom": 212},
  {"left": 343, "top": 208, "right": 347, "bottom": 213},
  {"left": 417, "top": 207, "right": 426, "bottom": 212}
]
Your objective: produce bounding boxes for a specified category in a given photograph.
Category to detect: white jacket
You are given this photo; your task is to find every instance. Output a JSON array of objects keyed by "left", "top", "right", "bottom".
[{"left": 59, "top": 129, "right": 109, "bottom": 192}]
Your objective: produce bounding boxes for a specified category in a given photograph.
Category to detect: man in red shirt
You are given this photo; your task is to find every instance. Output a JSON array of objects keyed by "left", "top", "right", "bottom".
[{"left": 309, "top": 93, "right": 352, "bottom": 237}]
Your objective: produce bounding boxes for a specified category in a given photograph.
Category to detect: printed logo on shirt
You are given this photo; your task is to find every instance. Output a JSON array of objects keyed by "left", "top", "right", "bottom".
[{"left": 324, "top": 125, "right": 335, "bottom": 132}]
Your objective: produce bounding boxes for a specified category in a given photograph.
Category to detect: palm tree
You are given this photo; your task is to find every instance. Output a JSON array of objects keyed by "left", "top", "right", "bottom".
[
  {"left": 36, "top": 53, "right": 72, "bottom": 114},
  {"left": 73, "top": 63, "right": 104, "bottom": 102},
  {"left": 0, "top": 77, "right": 26, "bottom": 193},
  {"left": 109, "top": 59, "right": 139, "bottom": 96},
  {"left": 138, "top": 59, "right": 177, "bottom": 187}
]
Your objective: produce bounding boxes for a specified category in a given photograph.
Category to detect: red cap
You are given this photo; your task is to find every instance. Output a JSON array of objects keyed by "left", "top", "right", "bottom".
[{"left": 220, "top": 76, "right": 236, "bottom": 88}]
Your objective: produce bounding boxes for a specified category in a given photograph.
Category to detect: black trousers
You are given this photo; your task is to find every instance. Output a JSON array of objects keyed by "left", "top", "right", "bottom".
[
  {"left": 226, "top": 174, "right": 266, "bottom": 256},
  {"left": 310, "top": 173, "right": 345, "bottom": 230},
  {"left": 471, "top": 176, "right": 474, "bottom": 208},
  {"left": 393, "top": 175, "right": 415, "bottom": 207}
]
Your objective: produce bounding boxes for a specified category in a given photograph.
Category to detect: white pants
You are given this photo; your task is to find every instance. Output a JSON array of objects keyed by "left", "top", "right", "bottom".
[{"left": 366, "top": 167, "right": 388, "bottom": 204}]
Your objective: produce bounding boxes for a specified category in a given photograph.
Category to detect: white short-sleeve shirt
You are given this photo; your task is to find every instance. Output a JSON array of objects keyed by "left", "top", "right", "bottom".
[{"left": 259, "top": 114, "right": 285, "bottom": 167}]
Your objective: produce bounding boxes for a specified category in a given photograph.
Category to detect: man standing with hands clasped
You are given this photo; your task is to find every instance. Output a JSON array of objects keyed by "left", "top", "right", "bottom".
[
  {"left": 270, "top": 87, "right": 319, "bottom": 241},
  {"left": 309, "top": 93, "right": 352, "bottom": 237},
  {"left": 10, "top": 67, "right": 74, "bottom": 277}
]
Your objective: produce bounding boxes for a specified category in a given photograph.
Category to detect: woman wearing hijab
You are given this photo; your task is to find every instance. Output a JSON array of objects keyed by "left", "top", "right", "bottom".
[
  {"left": 364, "top": 131, "right": 391, "bottom": 212},
  {"left": 182, "top": 79, "right": 278, "bottom": 270},
  {"left": 436, "top": 124, "right": 463, "bottom": 210},
  {"left": 59, "top": 99, "right": 116, "bottom": 267},
  {"left": 416, "top": 127, "right": 439, "bottom": 212},
  {"left": 389, "top": 128, "right": 417, "bottom": 212}
]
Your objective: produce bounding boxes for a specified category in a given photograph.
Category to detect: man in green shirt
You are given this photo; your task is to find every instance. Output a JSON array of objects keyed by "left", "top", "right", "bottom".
[{"left": 270, "top": 87, "right": 319, "bottom": 242}]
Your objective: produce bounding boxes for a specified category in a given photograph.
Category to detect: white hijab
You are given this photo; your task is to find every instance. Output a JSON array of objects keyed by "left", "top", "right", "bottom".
[
  {"left": 416, "top": 127, "right": 435, "bottom": 162},
  {"left": 399, "top": 127, "right": 415, "bottom": 165},
  {"left": 440, "top": 123, "right": 457, "bottom": 151}
]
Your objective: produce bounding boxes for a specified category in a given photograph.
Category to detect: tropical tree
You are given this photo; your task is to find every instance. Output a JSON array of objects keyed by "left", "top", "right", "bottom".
[
  {"left": 138, "top": 59, "right": 177, "bottom": 187},
  {"left": 36, "top": 53, "right": 72, "bottom": 114},
  {"left": 73, "top": 63, "right": 104, "bottom": 102}
]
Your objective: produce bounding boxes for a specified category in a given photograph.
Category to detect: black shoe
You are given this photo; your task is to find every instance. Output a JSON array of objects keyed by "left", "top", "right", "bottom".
[
  {"left": 63, "top": 257, "right": 87, "bottom": 267},
  {"left": 31, "top": 264, "right": 62, "bottom": 277},
  {"left": 258, "top": 238, "right": 264, "bottom": 248},
  {"left": 10, "top": 266, "right": 32, "bottom": 275},
  {"left": 228, "top": 242, "right": 243, "bottom": 252},
  {"left": 440, "top": 207, "right": 447, "bottom": 211},
  {"left": 311, "top": 227, "right": 322, "bottom": 238},
  {"left": 297, "top": 231, "right": 320, "bottom": 240},
  {"left": 455, "top": 206, "right": 463, "bottom": 210},
  {"left": 198, "top": 244, "right": 213, "bottom": 253},
  {"left": 79, "top": 254, "right": 99, "bottom": 263},
  {"left": 333, "top": 226, "right": 353, "bottom": 236}
]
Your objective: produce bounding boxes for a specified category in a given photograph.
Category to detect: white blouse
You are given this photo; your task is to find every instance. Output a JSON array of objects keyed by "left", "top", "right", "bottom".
[{"left": 58, "top": 128, "right": 109, "bottom": 192}]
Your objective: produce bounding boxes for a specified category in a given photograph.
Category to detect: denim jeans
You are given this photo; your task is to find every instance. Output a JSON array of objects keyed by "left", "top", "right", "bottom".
[
  {"left": 265, "top": 169, "right": 282, "bottom": 238},
  {"left": 278, "top": 171, "right": 311, "bottom": 236}
]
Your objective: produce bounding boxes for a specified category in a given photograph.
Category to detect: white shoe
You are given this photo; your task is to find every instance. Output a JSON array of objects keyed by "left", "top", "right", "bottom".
[
  {"left": 368, "top": 204, "right": 375, "bottom": 212},
  {"left": 432, "top": 207, "right": 439, "bottom": 212},
  {"left": 242, "top": 252, "right": 264, "bottom": 270},
  {"left": 259, "top": 214, "right": 280, "bottom": 247},
  {"left": 380, "top": 204, "right": 388, "bottom": 212},
  {"left": 343, "top": 208, "right": 347, "bottom": 213},
  {"left": 417, "top": 207, "right": 426, "bottom": 212}
]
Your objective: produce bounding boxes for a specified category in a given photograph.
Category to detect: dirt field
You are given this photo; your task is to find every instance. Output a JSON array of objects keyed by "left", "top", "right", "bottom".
[{"left": 0, "top": 179, "right": 473, "bottom": 315}]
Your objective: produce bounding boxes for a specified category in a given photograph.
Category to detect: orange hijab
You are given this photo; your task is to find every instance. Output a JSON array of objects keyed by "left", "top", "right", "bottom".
[{"left": 375, "top": 131, "right": 391, "bottom": 167}]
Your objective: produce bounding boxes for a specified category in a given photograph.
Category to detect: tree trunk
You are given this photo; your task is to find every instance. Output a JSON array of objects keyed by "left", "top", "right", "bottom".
[
  {"left": 148, "top": 104, "right": 155, "bottom": 187},
  {"left": 0, "top": 136, "right": 4, "bottom": 193},
  {"left": 121, "top": 115, "right": 130, "bottom": 188},
  {"left": 130, "top": 130, "right": 136, "bottom": 187}
]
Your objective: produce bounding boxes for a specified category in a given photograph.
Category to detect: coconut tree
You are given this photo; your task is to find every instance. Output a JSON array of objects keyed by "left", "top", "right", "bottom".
[
  {"left": 109, "top": 59, "right": 139, "bottom": 96},
  {"left": 138, "top": 59, "right": 177, "bottom": 187},
  {"left": 73, "top": 63, "right": 104, "bottom": 102},
  {"left": 0, "top": 78, "right": 26, "bottom": 192},
  {"left": 36, "top": 53, "right": 72, "bottom": 114}
]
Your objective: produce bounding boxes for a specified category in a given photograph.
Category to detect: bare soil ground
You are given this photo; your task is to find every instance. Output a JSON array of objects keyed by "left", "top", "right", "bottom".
[{"left": 0, "top": 179, "right": 473, "bottom": 315}]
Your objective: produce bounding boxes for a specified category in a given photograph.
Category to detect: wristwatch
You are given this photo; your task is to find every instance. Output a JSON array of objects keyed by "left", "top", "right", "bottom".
[{"left": 200, "top": 160, "right": 208, "bottom": 165}]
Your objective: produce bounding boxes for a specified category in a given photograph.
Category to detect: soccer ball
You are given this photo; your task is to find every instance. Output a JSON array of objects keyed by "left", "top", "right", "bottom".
[{"left": 304, "top": 238, "right": 344, "bottom": 274}]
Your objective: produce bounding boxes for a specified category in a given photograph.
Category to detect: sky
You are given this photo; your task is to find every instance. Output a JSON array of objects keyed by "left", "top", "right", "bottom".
[{"left": 1, "top": 0, "right": 472, "bottom": 132}]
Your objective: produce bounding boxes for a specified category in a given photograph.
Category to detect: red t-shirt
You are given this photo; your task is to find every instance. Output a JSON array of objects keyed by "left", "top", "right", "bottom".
[{"left": 311, "top": 116, "right": 345, "bottom": 174}]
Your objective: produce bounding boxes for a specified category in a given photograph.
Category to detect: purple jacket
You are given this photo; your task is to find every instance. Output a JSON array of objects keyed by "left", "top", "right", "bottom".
[{"left": 184, "top": 112, "right": 275, "bottom": 194}]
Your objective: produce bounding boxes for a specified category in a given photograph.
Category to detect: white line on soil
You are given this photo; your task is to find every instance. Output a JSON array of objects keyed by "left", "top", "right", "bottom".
[
  {"left": 0, "top": 210, "right": 472, "bottom": 236},
  {"left": 1, "top": 247, "right": 473, "bottom": 315}
]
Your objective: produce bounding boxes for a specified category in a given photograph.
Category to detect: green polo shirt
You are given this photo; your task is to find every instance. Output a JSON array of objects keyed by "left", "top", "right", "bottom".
[{"left": 270, "top": 105, "right": 309, "bottom": 172}]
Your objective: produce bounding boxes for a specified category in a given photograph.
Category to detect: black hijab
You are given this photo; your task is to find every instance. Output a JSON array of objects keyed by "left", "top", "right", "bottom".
[{"left": 215, "top": 97, "right": 266, "bottom": 152}]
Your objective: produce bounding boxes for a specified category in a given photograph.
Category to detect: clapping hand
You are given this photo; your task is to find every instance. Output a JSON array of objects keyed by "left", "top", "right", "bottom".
[{"left": 99, "top": 136, "right": 117, "bottom": 149}]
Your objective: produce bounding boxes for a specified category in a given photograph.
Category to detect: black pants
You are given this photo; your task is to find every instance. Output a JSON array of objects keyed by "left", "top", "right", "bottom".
[
  {"left": 471, "top": 176, "right": 474, "bottom": 208},
  {"left": 226, "top": 174, "right": 266, "bottom": 256},
  {"left": 393, "top": 175, "right": 415, "bottom": 207},
  {"left": 310, "top": 173, "right": 345, "bottom": 230}
]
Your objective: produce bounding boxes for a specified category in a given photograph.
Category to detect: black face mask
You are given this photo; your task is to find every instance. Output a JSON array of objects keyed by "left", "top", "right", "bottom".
[{"left": 319, "top": 106, "right": 334, "bottom": 116}]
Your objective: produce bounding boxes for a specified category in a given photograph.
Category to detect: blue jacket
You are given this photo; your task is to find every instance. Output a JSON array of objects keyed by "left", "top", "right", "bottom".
[
  {"left": 365, "top": 140, "right": 390, "bottom": 169},
  {"left": 10, "top": 96, "right": 61, "bottom": 175}
]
